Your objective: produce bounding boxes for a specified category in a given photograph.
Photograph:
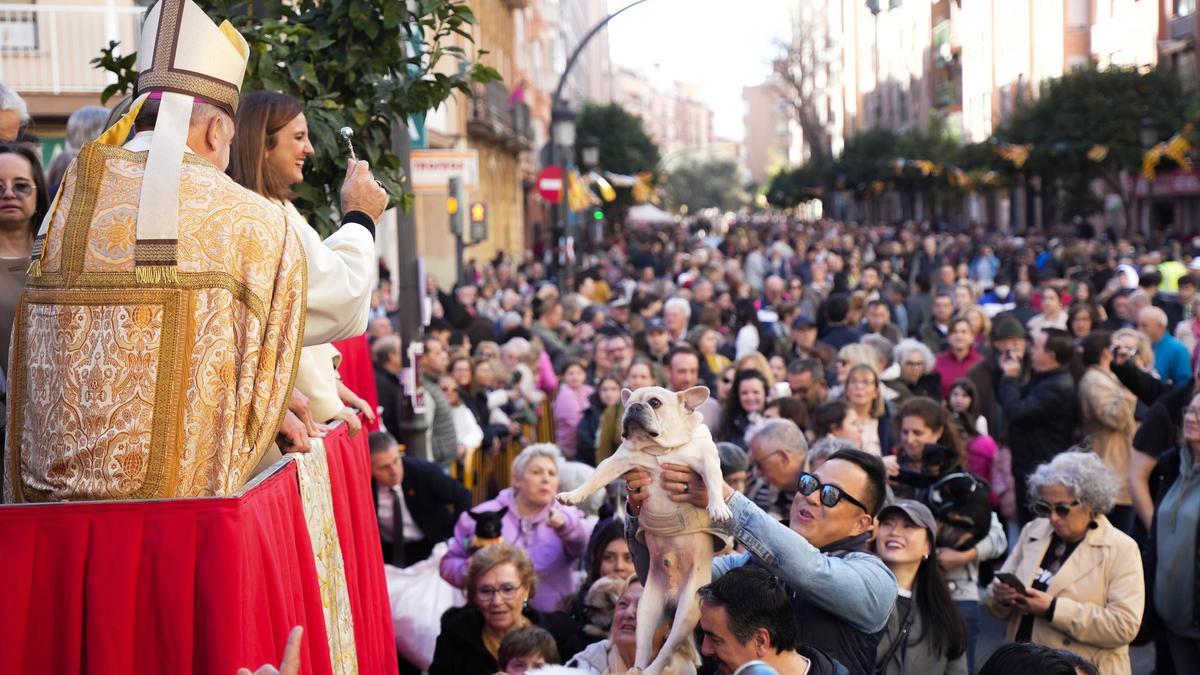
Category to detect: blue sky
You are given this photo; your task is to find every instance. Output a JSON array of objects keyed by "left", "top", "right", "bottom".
[{"left": 605, "top": 0, "right": 793, "bottom": 141}]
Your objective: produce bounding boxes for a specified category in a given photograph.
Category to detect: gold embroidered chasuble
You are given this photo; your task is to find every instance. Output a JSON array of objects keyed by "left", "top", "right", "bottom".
[{"left": 3, "top": 141, "right": 307, "bottom": 502}]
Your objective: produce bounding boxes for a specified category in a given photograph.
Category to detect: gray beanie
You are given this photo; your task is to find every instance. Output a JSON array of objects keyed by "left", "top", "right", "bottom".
[{"left": 716, "top": 442, "right": 749, "bottom": 476}]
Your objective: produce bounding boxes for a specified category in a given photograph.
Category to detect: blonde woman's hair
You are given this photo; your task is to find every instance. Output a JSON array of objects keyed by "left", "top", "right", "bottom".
[
  {"left": 1112, "top": 328, "right": 1155, "bottom": 372},
  {"left": 734, "top": 352, "right": 775, "bottom": 389}
]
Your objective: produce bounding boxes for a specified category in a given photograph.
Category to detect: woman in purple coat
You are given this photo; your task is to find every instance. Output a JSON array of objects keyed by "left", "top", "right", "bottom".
[{"left": 440, "top": 443, "right": 591, "bottom": 612}]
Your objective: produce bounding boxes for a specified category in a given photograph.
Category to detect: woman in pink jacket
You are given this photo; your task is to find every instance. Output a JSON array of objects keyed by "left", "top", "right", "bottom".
[{"left": 552, "top": 359, "right": 594, "bottom": 460}]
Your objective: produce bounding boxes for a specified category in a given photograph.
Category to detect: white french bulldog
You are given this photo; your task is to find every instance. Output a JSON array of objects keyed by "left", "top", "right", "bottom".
[{"left": 557, "top": 385, "right": 730, "bottom": 675}]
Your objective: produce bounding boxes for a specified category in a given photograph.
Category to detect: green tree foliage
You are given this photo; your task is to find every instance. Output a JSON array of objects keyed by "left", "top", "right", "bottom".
[
  {"left": 662, "top": 158, "right": 745, "bottom": 212},
  {"left": 93, "top": 0, "right": 500, "bottom": 234},
  {"left": 999, "top": 65, "right": 1192, "bottom": 221},
  {"left": 765, "top": 160, "right": 827, "bottom": 208},
  {"left": 574, "top": 103, "right": 661, "bottom": 176}
]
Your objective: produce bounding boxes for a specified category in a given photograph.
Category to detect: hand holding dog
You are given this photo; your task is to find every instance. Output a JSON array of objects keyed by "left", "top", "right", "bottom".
[{"left": 624, "top": 464, "right": 732, "bottom": 513}]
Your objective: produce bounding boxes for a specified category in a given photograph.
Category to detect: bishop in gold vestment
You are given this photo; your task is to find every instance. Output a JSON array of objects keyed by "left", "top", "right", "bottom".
[{"left": 3, "top": 0, "right": 307, "bottom": 501}]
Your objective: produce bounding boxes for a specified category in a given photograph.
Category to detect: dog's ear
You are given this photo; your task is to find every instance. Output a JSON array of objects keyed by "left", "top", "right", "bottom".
[
  {"left": 621, "top": 387, "right": 634, "bottom": 406},
  {"left": 678, "top": 385, "right": 710, "bottom": 412},
  {"left": 496, "top": 506, "right": 508, "bottom": 518},
  {"left": 468, "top": 509, "right": 480, "bottom": 521}
]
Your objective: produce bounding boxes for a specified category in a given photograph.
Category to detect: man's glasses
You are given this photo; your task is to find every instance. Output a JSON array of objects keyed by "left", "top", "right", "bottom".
[
  {"left": 1032, "top": 500, "right": 1081, "bottom": 518},
  {"left": 475, "top": 583, "right": 523, "bottom": 601},
  {"left": 796, "top": 472, "right": 869, "bottom": 513},
  {"left": 0, "top": 182, "right": 34, "bottom": 199}
]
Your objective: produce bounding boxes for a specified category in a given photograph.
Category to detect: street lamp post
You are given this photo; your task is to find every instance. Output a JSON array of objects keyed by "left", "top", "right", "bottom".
[
  {"left": 545, "top": 0, "right": 650, "bottom": 283},
  {"left": 1140, "top": 117, "right": 1157, "bottom": 244},
  {"left": 552, "top": 106, "right": 578, "bottom": 283}
]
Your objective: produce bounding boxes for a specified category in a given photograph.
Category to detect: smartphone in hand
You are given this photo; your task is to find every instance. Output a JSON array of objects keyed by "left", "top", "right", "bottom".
[{"left": 995, "top": 572, "right": 1027, "bottom": 594}]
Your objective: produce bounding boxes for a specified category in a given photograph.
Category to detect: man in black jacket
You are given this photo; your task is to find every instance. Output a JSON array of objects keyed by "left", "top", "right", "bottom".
[
  {"left": 369, "top": 431, "right": 471, "bottom": 568},
  {"left": 998, "top": 328, "right": 1079, "bottom": 524},
  {"left": 372, "top": 334, "right": 407, "bottom": 441}
]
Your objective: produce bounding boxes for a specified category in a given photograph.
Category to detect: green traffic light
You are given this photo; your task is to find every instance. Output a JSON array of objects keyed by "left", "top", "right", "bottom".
[{"left": 592, "top": 210, "right": 604, "bottom": 221}]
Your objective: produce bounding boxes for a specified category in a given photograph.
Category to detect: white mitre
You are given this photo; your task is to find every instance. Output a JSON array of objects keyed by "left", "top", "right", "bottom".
[{"left": 126, "top": 0, "right": 250, "bottom": 282}]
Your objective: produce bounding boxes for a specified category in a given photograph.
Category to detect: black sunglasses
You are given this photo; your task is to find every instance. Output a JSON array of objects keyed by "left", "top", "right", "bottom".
[
  {"left": 1033, "top": 500, "right": 1080, "bottom": 518},
  {"left": 796, "top": 472, "right": 869, "bottom": 513}
]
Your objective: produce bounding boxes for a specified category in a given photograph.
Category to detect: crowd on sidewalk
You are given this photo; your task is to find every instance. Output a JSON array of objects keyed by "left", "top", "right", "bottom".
[{"left": 4, "top": 79, "right": 1199, "bottom": 675}]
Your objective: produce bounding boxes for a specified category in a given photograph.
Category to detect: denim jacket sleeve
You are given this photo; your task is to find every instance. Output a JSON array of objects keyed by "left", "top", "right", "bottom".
[{"left": 725, "top": 492, "right": 897, "bottom": 633}]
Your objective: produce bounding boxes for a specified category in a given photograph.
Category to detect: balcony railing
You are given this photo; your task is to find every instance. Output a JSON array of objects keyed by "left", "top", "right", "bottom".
[
  {"left": 0, "top": 3, "right": 148, "bottom": 95},
  {"left": 468, "top": 80, "right": 533, "bottom": 151}
]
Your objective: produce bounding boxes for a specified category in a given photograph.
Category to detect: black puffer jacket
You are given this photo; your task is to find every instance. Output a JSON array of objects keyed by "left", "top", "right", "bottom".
[{"left": 998, "top": 367, "right": 1078, "bottom": 475}]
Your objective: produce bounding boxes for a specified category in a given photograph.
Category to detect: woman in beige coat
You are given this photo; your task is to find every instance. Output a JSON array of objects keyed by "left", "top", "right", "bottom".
[
  {"left": 983, "top": 452, "right": 1144, "bottom": 675},
  {"left": 1077, "top": 331, "right": 1138, "bottom": 534}
]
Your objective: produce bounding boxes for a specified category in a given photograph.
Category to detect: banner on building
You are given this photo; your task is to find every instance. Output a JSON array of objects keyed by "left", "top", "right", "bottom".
[{"left": 410, "top": 150, "right": 479, "bottom": 193}]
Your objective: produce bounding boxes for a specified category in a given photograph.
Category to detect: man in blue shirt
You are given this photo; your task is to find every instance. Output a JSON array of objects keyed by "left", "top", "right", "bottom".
[
  {"left": 626, "top": 448, "right": 896, "bottom": 675},
  {"left": 1139, "top": 306, "right": 1193, "bottom": 389}
]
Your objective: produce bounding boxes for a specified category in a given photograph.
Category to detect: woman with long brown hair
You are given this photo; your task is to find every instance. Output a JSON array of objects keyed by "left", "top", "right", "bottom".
[{"left": 229, "top": 92, "right": 383, "bottom": 433}]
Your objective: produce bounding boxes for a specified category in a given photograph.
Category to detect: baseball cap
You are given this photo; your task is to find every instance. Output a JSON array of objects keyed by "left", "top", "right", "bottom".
[
  {"left": 878, "top": 499, "right": 939, "bottom": 539},
  {"left": 608, "top": 296, "right": 630, "bottom": 309},
  {"left": 645, "top": 318, "right": 667, "bottom": 333}
]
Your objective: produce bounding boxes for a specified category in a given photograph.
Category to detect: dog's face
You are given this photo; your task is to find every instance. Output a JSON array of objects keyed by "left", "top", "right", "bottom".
[
  {"left": 584, "top": 575, "right": 625, "bottom": 631},
  {"left": 621, "top": 385, "right": 709, "bottom": 450},
  {"left": 468, "top": 506, "right": 508, "bottom": 539}
]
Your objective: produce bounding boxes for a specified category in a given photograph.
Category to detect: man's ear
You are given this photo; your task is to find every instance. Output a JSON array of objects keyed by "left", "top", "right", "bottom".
[
  {"left": 678, "top": 385, "right": 710, "bottom": 412},
  {"left": 753, "top": 627, "right": 772, "bottom": 656},
  {"left": 852, "top": 512, "right": 876, "bottom": 539},
  {"left": 201, "top": 113, "right": 225, "bottom": 154},
  {"left": 621, "top": 388, "right": 634, "bottom": 406}
]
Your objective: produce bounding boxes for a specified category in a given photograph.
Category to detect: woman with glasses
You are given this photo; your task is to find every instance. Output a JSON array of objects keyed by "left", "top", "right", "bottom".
[
  {"left": 1145, "top": 393, "right": 1200, "bottom": 672},
  {"left": 890, "top": 338, "right": 942, "bottom": 403},
  {"left": 0, "top": 143, "right": 45, "bottom": 395},
  {"left": 984, "top": 452, "right": 1144, "bottom": 675},
  {"left": 430, "top": 543, "right": 582, "bottom": 675},
  {"left": 844, "top": 364, "right": 893, "bottom": 456}
]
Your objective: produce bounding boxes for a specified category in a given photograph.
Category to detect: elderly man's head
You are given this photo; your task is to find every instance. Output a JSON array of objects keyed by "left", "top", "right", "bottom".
[
  {"left": 0, "top": 82, "right": 28, "bottom": 142},
  {"left": 1137, "top": 306, "right": 1169, "bottom": 343},
  {"left": 663, "top": 297, "right": 691, "bottom": 335},
  {"left": 747, "top": 418, "right": 807, "bottom": 491}
]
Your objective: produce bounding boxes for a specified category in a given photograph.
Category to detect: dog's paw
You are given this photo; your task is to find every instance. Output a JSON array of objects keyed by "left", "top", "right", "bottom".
[
  {"left": 556, "top": 490, "right": 583, "bottom": 506},
  {"left": 708, "top": 502, "right": 733, "bottom": 522}
]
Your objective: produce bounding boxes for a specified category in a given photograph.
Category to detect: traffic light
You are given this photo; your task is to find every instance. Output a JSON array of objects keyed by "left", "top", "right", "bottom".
[
  {"left": 448, "top": 176, "right": 465, "bottom": 236},
  {"left": 592, "top": 208, "right": 604, "bottom": 221},
  {"left": 469, "top": 201, "right": 488, "bottom": 242}
]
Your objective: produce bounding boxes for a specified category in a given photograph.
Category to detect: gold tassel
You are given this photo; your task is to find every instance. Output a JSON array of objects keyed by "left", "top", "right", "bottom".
[
  {"left": 135, "top": 265, "right": 179, "bottom": 285},
  {"left": 27, "top": 259, "right": 41, "bottom": 278}
]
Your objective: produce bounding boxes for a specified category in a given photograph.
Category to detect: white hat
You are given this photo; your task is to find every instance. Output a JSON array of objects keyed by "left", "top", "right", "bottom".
[
  {"left": 1116, "top": 264, "right": 1139, "bottom": 289},
  {"left": 136, "top": 0, "right": 249, "bottom": 116},
  {"left": 1189, "top": 257, "right": 1200, "bottom": 271},
  {"left": 132, "top": 0, "right": 249, "bottom": 280}
]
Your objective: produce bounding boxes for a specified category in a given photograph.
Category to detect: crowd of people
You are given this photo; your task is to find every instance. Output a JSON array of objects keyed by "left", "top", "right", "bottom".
[{"left": 4, "top": 67, "right": 1200, "bottom": 675}]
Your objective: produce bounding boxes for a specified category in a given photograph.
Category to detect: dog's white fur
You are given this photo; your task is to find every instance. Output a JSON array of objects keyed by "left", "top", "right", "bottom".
[{"left": 557, "top": 385, "right": 730, "bottom": 675}]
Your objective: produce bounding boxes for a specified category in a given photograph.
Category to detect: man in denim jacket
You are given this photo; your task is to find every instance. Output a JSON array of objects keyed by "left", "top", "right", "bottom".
[{"left": 626, "top": 448, "right": 897, "bottom": 675}]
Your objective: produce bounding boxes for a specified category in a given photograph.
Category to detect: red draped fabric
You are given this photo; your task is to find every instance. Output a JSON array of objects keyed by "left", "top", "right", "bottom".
[
  {"left": 325, "top": 425, "right": 400, "bottom": 675},
  {"left": 334, "top": 335, "right": 380, "bottom": 432},
  {"left": 0, "top": 421, "right": 397, "bottom": 675}
]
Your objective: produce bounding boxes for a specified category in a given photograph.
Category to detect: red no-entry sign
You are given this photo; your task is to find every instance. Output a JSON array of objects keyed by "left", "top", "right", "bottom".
[{"left": 537, "top": 165, "right": 564, "bottom": 203}]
